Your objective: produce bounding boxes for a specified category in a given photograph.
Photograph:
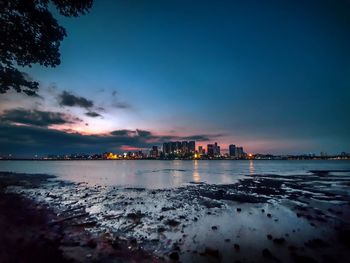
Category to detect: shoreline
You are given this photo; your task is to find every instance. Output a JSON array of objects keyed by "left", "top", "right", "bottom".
[
  {"left": 1, "top": 159, "right": 350, "bottom": 161},
  {"left": 0, "top": 172, "right": 162, "bottom": 263},
  {"left": 1, "top": 171, "right": 350, "bottom": 262}
]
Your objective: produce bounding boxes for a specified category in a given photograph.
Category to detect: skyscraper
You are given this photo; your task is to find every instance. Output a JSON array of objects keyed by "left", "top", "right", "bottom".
[
  {"left": 188, "top": 141, "right": 195, "bottom": 153},
  {"left": 207, "top": 144, "right": 214, "bottom": 157},
  {"left": 150, "top": 146, "right": 158, "bottom": 158},
  {"left": 207, "top": 142, "right": 220, "bottom": 157},
  {"left": 229, "top": 144, "right": 236, "bottom": 157},
  {"left": 181, "top": 141, "right": 188, "bottom": 154},
  {"left": 163, "top": 142, "right": 171, "bottom": 155},
  {"left": 236, "top": 147, "right": 244, "bottom": 158},
  {"left": 213, "top": 142, "right": 220, "bottom": 156}
]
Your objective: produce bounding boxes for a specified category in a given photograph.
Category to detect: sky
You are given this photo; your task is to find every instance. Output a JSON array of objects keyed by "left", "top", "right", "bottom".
[{"left": 1, "top": 0, "right": 350, "bottom": 157}]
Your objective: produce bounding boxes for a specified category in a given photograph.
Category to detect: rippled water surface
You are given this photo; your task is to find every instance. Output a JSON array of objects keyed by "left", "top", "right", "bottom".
[{"left": 1, "top": 160, "right": 350, "bottom": 188}]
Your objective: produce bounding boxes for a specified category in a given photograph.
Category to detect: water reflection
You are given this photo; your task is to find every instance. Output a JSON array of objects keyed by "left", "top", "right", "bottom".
[
  {"left": 1, "top": 160, "right": 350, "bottom": 188},
  {"left": 192, "top": 160, "right": 201, "bottom": 182},
  {"left": 249, "top": 160, "right": 255, "bottom": 175}
]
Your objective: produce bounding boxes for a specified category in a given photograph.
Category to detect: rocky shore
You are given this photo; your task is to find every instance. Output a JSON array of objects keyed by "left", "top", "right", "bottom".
[
  {"left": 1, "top": 170, "right": 350, "bottom": 262},
  {"left": 0, "top": 172, "right": 161, "bottom": 263}
]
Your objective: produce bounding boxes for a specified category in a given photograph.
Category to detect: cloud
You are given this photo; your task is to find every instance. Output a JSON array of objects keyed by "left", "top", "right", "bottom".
[
  {"left": 109, "top": 129, "right": 221, "bottom": 143},
  {"left": 0, "top": 108, "right": 82, "bottom": 127},
  {"left": 111, "top": 129, "right": 136, "bottom": 136},
  {"left": 0, "top": 125, "right": 222, "bottom": 156},
  {"left": 85, "top": 111, "right": 102, "bottom": 118},
  {"left": 58, "top": 91, "right": 94, "bottom": 108},
  {"left": 182, "top": 134, "right": 223, "bottom": 141},
  {"left": 112, "top": 101, "right": 132, "bottom": 109}
]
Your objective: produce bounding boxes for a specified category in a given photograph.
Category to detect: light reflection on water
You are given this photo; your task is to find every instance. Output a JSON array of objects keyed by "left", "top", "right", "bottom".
[
  {"left": 192, "top": 160, "right": 201, "bottom": 182},
  {"left": 1, "top": 160, "right": 350, "bottom": 189},
  {"left": 249, "top": 160, "right": 255, "bottom": 175}
]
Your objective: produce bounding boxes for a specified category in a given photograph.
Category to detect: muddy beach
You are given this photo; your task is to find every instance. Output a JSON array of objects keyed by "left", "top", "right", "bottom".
[{"left": 1, "top": 170, "right": 350, "bottom": 263}]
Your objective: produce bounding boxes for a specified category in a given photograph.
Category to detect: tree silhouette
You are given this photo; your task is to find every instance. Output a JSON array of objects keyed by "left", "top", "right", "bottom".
[{"left": 0, "top": 0, "right": 93, "bottom": 96}]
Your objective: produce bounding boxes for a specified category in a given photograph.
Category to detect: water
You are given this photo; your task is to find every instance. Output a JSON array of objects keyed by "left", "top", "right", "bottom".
[
  {"left": 3, "top": 160, "right": 350, "bottom": 262},
  {"left": 1, "top": 160, "right": 350, "bottom": 189}
]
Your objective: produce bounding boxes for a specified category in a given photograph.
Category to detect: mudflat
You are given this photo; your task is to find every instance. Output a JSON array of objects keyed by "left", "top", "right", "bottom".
[{"left": 1, "top": 170, "right": 350, "bottom": 262}]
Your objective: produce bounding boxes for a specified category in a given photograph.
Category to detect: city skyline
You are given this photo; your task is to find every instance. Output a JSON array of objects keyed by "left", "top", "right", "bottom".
[{"left": 1, "top": 0, "right": 350, "bottom": 156}]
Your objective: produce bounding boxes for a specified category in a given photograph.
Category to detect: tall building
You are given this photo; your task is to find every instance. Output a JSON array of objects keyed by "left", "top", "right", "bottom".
[
  {"left": 207, "top": 144, "right": 214, "bottom": 157},
  {"left": 181, "top": 141, "right": 188, "bottom": 154},
  {"left": 236, "top": 147, "right": 244, "bottom": 158},
  {"left": 229, "top": 144, "right": 236, "bottom": 157},
  {"left": 150, "top": 146, "right": 158, "bottom": 158},
  {"left": 213, "top": 142, "right": 220, "bottom": 156},
  {"left": 198, "top": 146, "right": 204, "bottom": 155},
  {"left": 207, "top": 142, "right": 220, "bottom": 157},
  {"left": 188, "top": 141, "right": 195, "bottom": 153},
  {"left": 163, "top": 142, "right": 171, "bottom": 155}
]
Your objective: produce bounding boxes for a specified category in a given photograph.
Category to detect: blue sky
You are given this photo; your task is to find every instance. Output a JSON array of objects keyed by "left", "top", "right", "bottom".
[{"left": 1, "top": 0, "right": 350, "bottom": 156}]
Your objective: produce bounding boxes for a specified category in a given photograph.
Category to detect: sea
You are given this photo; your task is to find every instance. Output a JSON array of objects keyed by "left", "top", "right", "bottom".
[{"left": 1, "top": 159, "right": 350, "bottom": 189}]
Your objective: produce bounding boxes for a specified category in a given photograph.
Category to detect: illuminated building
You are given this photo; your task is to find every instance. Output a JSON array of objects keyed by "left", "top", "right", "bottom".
[
  {"left": 229, "top": 144, "right": 236, "bottom": 157},
  {"left": 207, "top": 144, "right": 214, "bottom": 157},
  {"left": 189, "top": 141, "right": 195, "bottom": 153},
  {"left": 150, "top": 146, "right": 159, "bottom": 158},
  {"left": 207, "top": 142, "right": 220, "bottom": 157},
  {"left": 105, "top": 152, "right": 118, "bottom": 159},
  {"left": 236, "top": 147, "right": 245, "bottom": 158}
]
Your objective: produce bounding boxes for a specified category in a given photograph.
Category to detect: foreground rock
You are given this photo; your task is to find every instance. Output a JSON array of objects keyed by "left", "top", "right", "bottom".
[
  {"left": 0, "top": 173, "right": 161, "bottom": 263},
  {"left": 1, "top": 171, "right": 350, "bottom": 263}
]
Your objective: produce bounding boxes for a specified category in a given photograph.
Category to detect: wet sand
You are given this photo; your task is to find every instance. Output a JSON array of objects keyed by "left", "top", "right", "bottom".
[
  {"left": 1, "top": 170, "right": 350, "bottom": 262},
  {"left": 0, "top": 172, "right": 161, "bottom": 263}
]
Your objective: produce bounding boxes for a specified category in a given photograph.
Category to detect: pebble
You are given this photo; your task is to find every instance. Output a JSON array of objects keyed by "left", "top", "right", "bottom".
[
  {"left": 273, "top": 237, "right": 286, "bottom": 245},
  {"left": 169, "top": 251, "right": 179, "bottom": 260}
]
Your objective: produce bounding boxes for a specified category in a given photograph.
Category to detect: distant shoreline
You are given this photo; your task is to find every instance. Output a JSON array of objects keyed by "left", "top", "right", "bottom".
[{"left": 1, "top": 158, "right": 350, "bottom": 161}]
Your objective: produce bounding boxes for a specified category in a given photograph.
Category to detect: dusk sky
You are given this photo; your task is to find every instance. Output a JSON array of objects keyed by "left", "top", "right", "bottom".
[{"left": 1, "top": 0, "right": 350, "bottom": 156}]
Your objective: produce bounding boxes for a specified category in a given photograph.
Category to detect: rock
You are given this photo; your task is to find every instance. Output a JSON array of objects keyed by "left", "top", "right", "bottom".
[
  {"left": 262, "top": 248, "right": 272, "bottom": 258},
  {"left": 304, "top": 238, "right": 328, "bottom": 248},
  {"left": 111, "top": 239, "right": 121, "bottom": 250},
  {"left": 169, "top": 251, "right": 179, "bottom": 260},
  {"left": 267, "top": 213, "right": 272, "bottom": 218},
  {"left": 291, "top": 253, "right": 318, "bottom": 263},
  {"left": 211, "top": 225, "right": 218, "bottom": 230},
  {"left": 273, "top": 237, "right": 286, "bottom": 245},
  {"left": 237, "top": 208, "right": 242, "bottom": 212},
  {"left": 165, "top": 219, "right": 180, "bottom": 227},
  {"left": 193, "top": 217, "right": 198, "bottom": 221},
  {"left": 172, "top": 244, "right": 181, "bottom": 251},
  {"left": 201, "top": 247, "right": 220, "bottom": 258},
  {"left": 130, "top": 238, "right": 137, "bottom": 246},
  {"left": 261, "top": 209, "right": 265, "bottom": 213},
  {"left": 162, "top": 207, "right": 173, "bottom": 212},
  {"left": 126, "top": 211, "right": 144, "bottom": 221},
  {"left": 157, "top": 226, "right": 166, "bottom": 233},
  {"left": 288, "top": 245, "right": 297, "bottom": 251},
  {"left": 86, "top": 238, "right": 97, "bottom": 249}
]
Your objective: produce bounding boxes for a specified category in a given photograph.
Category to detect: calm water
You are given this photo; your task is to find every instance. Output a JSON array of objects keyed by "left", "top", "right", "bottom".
[{"left": 1, "top": 160, "right": 350, "bottom": 189}]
